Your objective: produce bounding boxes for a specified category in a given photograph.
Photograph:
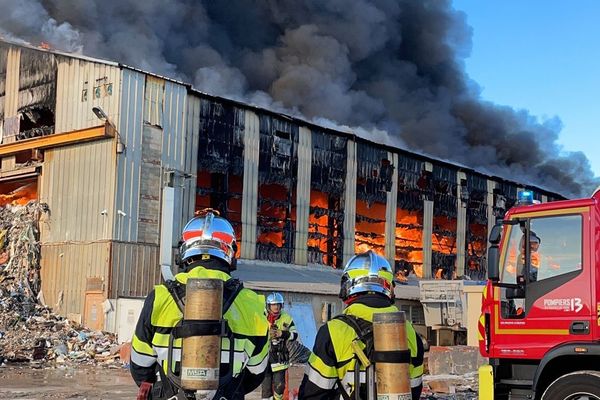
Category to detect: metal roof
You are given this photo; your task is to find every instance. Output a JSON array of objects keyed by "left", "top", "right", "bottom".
[
  {"left": 0, "top": 38, "right": 566, "bottom": 199},
  {"left": 233, "top": 260, "right": 421, "bottom": 300}
]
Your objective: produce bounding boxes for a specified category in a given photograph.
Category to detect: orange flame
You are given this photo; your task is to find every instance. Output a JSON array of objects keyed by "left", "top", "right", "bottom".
[
  {"left": 395, "top": 208, "right": 423, "bottom": 278},
  {"left": 355, "top": 199, "right": 386, "bottom": 256},
  {"left": 0, "top": 181, "right": 38, "bottom": 207}
]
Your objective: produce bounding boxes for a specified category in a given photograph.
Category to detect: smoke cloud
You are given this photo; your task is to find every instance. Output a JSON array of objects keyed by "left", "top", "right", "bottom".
[{"left": 1, "top": 0, "right": 597, "bottom": 197}]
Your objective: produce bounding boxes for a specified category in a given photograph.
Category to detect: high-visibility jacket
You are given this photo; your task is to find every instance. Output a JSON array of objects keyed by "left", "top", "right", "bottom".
[
  {"left": 268, "top": 310, "right": 298, "bottom": 372},
  {"left": 130, "top": 266, "right": 270, "bottom": 399},
  {"left": 299, "top": 296, "right": 424, "bottom": 400}
]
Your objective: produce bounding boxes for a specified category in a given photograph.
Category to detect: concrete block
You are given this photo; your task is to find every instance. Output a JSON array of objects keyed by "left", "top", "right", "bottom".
[{"left": 427, "top": 346, "right": 487, "bottom": 375}]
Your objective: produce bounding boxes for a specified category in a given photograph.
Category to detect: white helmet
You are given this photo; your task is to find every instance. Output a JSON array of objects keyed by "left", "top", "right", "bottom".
[
  {"left": 266, "top": 292, "right": 284, "bottom": 307},
  {"left": 179, "top": 209, "right": 237, "bottom": 269},
  {"left": 339, "top": 250, "right": 395, "bottom": 301}
]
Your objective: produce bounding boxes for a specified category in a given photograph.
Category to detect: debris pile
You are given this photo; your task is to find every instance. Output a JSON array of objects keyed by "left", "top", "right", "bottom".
[{"left": 0, "top": 202, "right": 121, "bottom": 366}]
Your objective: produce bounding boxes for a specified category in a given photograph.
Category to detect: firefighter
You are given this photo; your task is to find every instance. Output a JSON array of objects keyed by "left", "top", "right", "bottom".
[
  {"left": 262, "top": 292, "right": 299, "bottom": 400},
  {"left": 130, "top": 210, "right": 270, "bottom": 400},
  {"left": 517, "top": 231, "right": 541, "bottom": 282},
  {"left": 298, "top": 250, "right": 424, "bottom": 400}
]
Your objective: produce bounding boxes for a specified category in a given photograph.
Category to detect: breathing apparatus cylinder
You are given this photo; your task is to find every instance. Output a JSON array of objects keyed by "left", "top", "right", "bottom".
[
  {"left": 180, "top": 278, "right": 223, "bottom": 392},
  {"left": 372, "top": 311, "right": 411, "bottom": 400}
]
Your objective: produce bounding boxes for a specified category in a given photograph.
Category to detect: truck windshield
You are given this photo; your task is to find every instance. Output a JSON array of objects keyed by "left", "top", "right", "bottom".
[{"left": 500, "top": 214, "right": 582, "bottom": 284}]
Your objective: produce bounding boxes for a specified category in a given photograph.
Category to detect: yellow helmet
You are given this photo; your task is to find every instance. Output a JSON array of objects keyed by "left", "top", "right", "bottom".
[{"left": 339, "top": 250, "right": 395, "bottom": 301}]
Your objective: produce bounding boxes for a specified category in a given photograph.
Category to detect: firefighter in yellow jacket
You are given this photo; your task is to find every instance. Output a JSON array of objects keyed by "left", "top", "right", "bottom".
[
  {"left": 262, "top": 292, "right": 298, "bottom": 400},
  {"left": 130, "top": 210, "right": 270, "bottom": 400},
  {"left": 299, "top": 250, "right": 424, "bottom": 400}
]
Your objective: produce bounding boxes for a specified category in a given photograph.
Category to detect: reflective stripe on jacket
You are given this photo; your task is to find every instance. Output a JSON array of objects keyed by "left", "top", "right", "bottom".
[
  {"left": 269, "top": 310, "right": 298, "bottom": 372},
  {"left": 130, "top": 266, "right": 269, "bottom": 397},
  {"left": 299, "top": 297, "right": 424, "bottom": 400}
]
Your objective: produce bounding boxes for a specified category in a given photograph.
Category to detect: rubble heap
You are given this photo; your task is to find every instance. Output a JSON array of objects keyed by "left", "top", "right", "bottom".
[{"left": 0, "top": 202, "right": 121, "bottom": 365}]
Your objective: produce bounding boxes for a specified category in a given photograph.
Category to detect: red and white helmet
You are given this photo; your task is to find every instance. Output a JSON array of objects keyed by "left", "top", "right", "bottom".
[{"left": 179, "top": 209, "right": 237, "bottom": 268}]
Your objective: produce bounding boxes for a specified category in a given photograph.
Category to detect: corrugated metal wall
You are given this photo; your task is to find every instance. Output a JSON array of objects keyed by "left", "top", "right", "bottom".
[
  {"left": 114, "top": 70, "right": 192, "bottom": 244},
  {"left": 182, "top": 95, "right": 200, "bottom": 228},
  {"left": 54, "top": 57, "right": 121, "bottom": 133},
  {"left": 0, "top": 46, "right": 6, "bottom": 130},
  {"left": 40, "top": 242, "right": 111, "bottom": 317},
  {"left": 162, "top": 81, "right": 191, "bottom": 244},
  {"left": 342, "top": 140, "right": 357, "bottom": 265},
  {"left": 110, "top": 242, "right": 160, "bottom": 298},
  {"left": 294, "top": 126, "right": 312, "bottom": 265},
  {"left": 40, "top": 138, "right": 116, "bottom": 242},
  {"left": 114, "top": 69, "right": 144, "bottom": 242}
]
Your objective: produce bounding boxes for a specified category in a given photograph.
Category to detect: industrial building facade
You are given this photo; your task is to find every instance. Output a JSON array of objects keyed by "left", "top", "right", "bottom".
[{"left": 0, "top": 40, "right": 563, "bottom": 336}]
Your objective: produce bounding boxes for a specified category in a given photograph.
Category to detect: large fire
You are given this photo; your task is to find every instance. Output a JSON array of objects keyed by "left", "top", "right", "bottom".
[
  {"left": 395, "top": 208, "right": 423, "bottom": 278},
  {"left": 432, "top": 215, "right": 457, "bottom": 279},
  {"left": 195, "top": 171, "right": 243, "bottom": 257},
  {"left": 307, "top": 189, "right": 342, "bottom": 267},
  {"left": 355, "top": 199, "right": 386, "bottom": 256},
  {"left": 0, "top": 180, "right": 38, "bottom": 207}
]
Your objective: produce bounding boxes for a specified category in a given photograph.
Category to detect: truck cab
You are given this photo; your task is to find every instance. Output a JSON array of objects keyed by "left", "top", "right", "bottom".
[{"left": 479, "top": 189, "right": 600, "bottom": 400}]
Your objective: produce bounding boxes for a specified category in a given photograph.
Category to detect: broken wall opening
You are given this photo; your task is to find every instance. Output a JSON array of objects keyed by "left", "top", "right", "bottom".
[
  {"left": 465, "top": 174, "right": 488, "bottom": 280},
  {"left": 0, "top": 178, "right": 38, "bottom": 206},
  {"left": 355, "top": 142, "right": 392, "bottom": 257},
  {"left": 395, "top": 155, "right": 424, "bottom": 279},
  {"left": 256, "top": 116, "right": 298, "bottom": 264},
  {"left": 308, "top": 131, "right": 346, "bottom": 268},
  {"left": 0, "top": 46, "right": 6, "bottom": 142},
  {"left": 16, "top": 49, "right": 56, "bottom": 141},
  {"left": 431, "top": 165, "right": 457, "bottom": 279},
  {"left": 196, "top": 100, "right": 244, "bottom": 256},
  {"left": 493, "top": 182, "right": 518, "bottom": 221}
]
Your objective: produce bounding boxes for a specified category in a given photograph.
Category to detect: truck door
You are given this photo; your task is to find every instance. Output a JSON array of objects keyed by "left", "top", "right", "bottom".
[{"left": 493, "top": 211, "right": 591, "bottom": 359}]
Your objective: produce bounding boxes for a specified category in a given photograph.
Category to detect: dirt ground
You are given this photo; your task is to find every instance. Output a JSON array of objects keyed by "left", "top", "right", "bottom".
[{"left": 0, "top": 364, "right": 306, "bottom": 400}]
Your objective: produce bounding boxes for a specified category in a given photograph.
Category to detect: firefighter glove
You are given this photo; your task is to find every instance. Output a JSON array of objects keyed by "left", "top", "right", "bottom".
[
  {"left": 270, "top": 326, "right": 282, "bottom": 338},
  {"left": 137, "top": 381, "right": 153, "bottom": 400}
]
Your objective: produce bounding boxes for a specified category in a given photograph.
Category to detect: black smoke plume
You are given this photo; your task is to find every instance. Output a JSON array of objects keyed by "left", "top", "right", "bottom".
[{"left": 1, "top": 0, "right": 597, "bottom": 197}]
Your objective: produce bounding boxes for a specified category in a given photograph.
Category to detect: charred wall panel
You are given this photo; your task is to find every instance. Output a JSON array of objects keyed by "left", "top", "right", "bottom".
[
  {"left": 355, "top": 142, "right": 391, "bottom": 256},
  {"left": 465, "top": 174, "right": 488, "bottom": 280},
  {"left": 395, "top": 155, "right": 425, "bottom": 278},
  {"left": 0, "top": 46, "right": 6, "bottom": 135},
  {"left": 197, "top": 99, "right": 245, "bottom": 254},
  {"left": 256, "top": 115, "right": 298, "bottom": 264},
  {"left": 308, "top": 130, "right": 347, "bottom": 268},
  {"left": 17, "top": 49, "right": 56, "bottom": 140},
  {"left": 494, "top": 182, "right": 518, "bottom": 219},
  {"left": 431, "top": 165, "right": 458, "bottom": 279}
]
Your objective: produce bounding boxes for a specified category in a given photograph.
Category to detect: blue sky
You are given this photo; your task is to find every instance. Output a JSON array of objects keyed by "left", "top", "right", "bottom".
[{"left": 453, "top": 0, "right": 600, "bottom": 176}]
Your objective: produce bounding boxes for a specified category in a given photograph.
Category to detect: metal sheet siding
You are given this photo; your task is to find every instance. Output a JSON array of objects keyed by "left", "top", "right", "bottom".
[
  {"left": 294, "top": 126, "right": 312, "bottom": 265},
  {"left": 110, "top": 242, "right": 160, "bottom": 298},
  {"left": 162, "top": 81, "right": 192, "bottom": 242},
  {"left": 183, "top": 95, "right": 200, "bottom": 223},
  {"left": 5, "top": 46, "right": 20, "bottom": 116},
  {"left": 40, "top": 139, "right": 116, "bottom": 243},
  {"left": 385, "top": 152, "right": 399, "bottom": 265},
  {"left": 114, "top": 69, "right": 144, "bottom": 242},
  {"left": 241, "top": 110, "right": 259, "bottom": 260},
  {"left": 55, "top": 56, "right": 121, "bottom": 133},
  {"left": 342, "top": 139, "right": 357, "bottom": 265},
  {"left": 162, "top": 81, "right": 188, "bottom": 171},
  {"left": 41, "top": 242, "right": 111, "bottom": 317}
]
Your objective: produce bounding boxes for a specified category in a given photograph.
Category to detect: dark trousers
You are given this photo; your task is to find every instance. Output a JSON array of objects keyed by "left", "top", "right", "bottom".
[
  {"left": 261, "top": 366, "right": 286, "bottom": 400},
  {"left": 412, "top": 384, "right": 423, "bottom": 400}
]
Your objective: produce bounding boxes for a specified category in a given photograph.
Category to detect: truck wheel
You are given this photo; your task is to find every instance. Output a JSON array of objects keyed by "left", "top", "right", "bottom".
[{"left": 542, "top": 371, "right": 600, "bottom": 400}]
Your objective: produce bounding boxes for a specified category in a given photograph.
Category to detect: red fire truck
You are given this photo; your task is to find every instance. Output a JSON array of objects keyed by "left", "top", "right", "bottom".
[{"left": 478, "top": 189, "right": 600, "bottom": 400}]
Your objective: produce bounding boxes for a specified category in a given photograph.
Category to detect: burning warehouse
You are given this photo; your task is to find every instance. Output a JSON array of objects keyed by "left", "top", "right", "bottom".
[{"left": 0, "top": 39, "right": 564, "bottom": 343}]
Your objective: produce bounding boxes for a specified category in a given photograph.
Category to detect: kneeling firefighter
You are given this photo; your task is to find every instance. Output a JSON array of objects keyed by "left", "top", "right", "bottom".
[
  {"left": 262, "top": 292, "right": 298, "bottom": 400},
  {"left": 298, "top": 250, "right": 424, "bottom": 400},
  {"left": 131, "top": 210, "right": 270, "bottom": 400}
]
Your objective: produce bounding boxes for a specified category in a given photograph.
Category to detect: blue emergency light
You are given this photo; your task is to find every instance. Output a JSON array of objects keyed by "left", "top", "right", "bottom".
[{"left": 517, "top": 190, "right": 534, "bottom": 205}]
